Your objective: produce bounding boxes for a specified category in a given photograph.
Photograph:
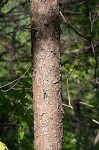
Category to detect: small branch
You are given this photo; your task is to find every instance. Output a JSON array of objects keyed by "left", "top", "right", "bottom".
[
  {"left": 62, "top": 103, "right": 73, "bottom": 109},
  {"left": 67, "top": 65, "right": 76, "bottom": 78},
  {"left": 92, "top": 12, "right": 99, "bottom": 24},
  {"left": 91, "top": 42, "right": 96, "bottom": 56},
  {"left": 62, "top": 78, "right": 73, "bottom": 109},
  {"left": 59, "top": 11, "right": 90, "bottom": 41},
  {"left": 63, "top": 78, "right": 73, "bottom": 109},
  {"left": 79, "top": 102, "right": 94, "bottom": 108},
  {"left": 63, "top": 42, "right": 99, "bottom": 56},
  {"left": 92, "top": 119, "right": 99, "bottom": 125},
  {"left": 63, "top": 11, "right": 99, "bottom": 15},
  {"left": 96, "top": 80, "right": 99, "bottom": 85},
  {"left": 12, "top": 87, "right": 32, "bottom": 91},
  {"left": 88, "top": 11, "right": 98, "bottom": 84},
  {"left": 0, "top": 78, "right": 18, "bottom": 89},
  {"left": 0, "top": 65, "right": 31, "bottom": 92},
  {"left": 66, "top": 78, "right": 73, "bottom": 108}
]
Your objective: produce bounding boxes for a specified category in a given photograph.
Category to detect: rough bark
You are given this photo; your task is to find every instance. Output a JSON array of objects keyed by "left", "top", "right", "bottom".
[{"left": 30, "top": 0, "right": 63, "bottom": 149}]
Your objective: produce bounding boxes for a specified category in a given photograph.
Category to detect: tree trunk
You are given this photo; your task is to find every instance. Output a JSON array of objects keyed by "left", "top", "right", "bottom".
[{"left": 30, "top": 0, "right": 63, "bottom": 149}]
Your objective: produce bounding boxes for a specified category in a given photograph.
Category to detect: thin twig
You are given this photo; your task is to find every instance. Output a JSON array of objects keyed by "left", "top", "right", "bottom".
[
  {"left": 93, "top": 12, "right": 99, "bottom": 23},
  {"left": 63, "top": 78, "right": 73, "bottom": 109},
  {"left": 92, "top": 119, "right": 99, "bottom": 125},
  {"left": 91, "top": 42, "right": 98, "bottom": 83},
  {"left": 66, "top": 78, "right": 72, "bottom": 107},
  {"left": 59, "top": 11, "right": 90, "bottom": 41},
  {"left": 62, "top": 78, "right": 73, "bottom": 109},
  {"left": 79, "top": 102, "right": 94, "bottom": 108},
  {"left": 89, "top": 11, "right": 98, "bottom": 84},
  {"left": 62, "top": 103, "right": 73, "bottom": 109},
  {"left": 1, "top": 65, "right": 31, "bottom": 92},
  {"left": 67, "top": 65, "right": 76, "bottom": 78}
]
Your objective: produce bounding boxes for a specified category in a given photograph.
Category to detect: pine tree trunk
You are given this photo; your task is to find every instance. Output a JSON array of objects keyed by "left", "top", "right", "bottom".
[{"left": 30, "top": 0, "right": 63, "bottom": 149}]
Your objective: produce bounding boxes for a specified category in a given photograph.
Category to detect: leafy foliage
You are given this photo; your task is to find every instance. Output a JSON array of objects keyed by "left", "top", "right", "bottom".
[{"left": 0, "top": 0, "right": 99, "bottom": 149}]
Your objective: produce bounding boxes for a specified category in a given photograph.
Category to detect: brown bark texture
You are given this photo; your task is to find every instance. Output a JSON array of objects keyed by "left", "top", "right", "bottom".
[{"left": 30, "top": 0, "right": 63, "bottom": 149}]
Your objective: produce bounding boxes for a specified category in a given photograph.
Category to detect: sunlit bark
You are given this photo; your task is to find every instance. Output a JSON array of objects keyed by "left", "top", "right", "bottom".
[{"left": 30, "top": 0, "right": 63, "bottom": 149}]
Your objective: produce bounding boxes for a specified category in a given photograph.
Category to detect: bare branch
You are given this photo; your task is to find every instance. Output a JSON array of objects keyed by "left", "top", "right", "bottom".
[
  {"left": 62, "top": 103, "right": 73, "bottom": 109},
  {"left": 92, "top": 119, "right": 99, "bottom": 125},
  {"left": 79, "top": 102, "right": 94, "bottom": 108},
  {"left": 0, "top": 65, "right": 31, "bottom": 92},
  {"left": 63, "top": 78, "right": 73, "bottom": 109},
  {"left": 59, "top": 11, "right": 90, "bottom": 41},
  {"left": 62, "top": 41, "right": 99, "bottom": 56}
]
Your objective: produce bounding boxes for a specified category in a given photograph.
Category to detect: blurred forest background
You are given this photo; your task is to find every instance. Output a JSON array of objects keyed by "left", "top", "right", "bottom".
[{"left": 0, "top": 0, "right": 99, "bottom": 149}]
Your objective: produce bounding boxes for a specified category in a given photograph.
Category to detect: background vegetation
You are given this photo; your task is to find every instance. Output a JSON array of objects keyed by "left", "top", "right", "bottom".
[{"left": 0, "top": 0, "right": 99, "bottom": 149}]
